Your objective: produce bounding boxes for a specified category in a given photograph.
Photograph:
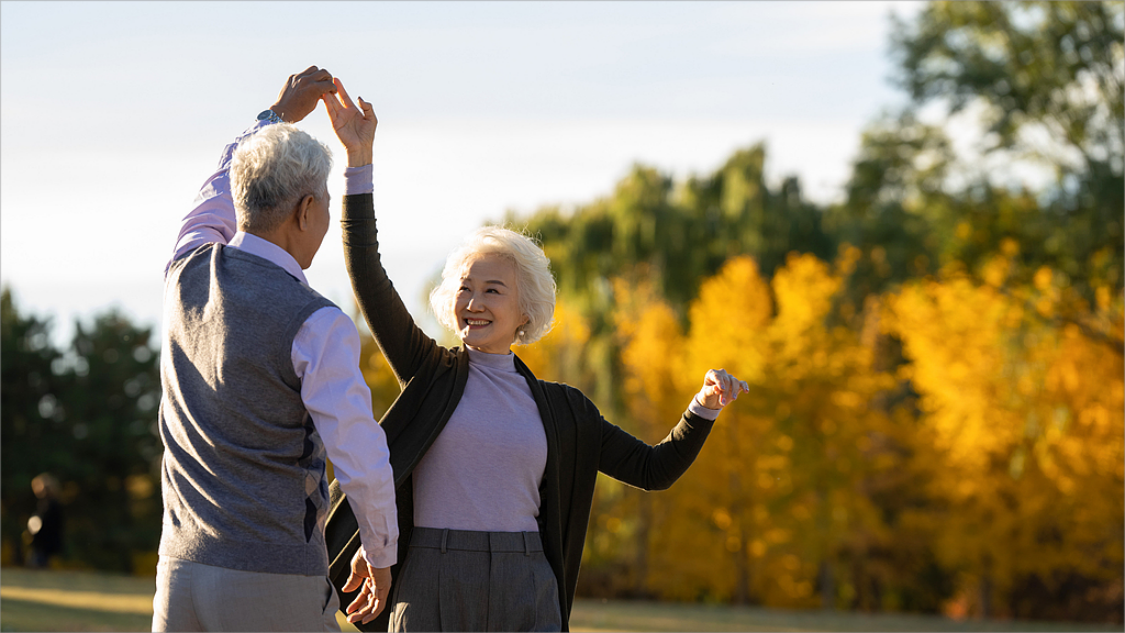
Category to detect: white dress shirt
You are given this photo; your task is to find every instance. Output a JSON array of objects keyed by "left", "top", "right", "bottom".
[{"left": 166, "top": 120, "right": 397, "bottom": 569}]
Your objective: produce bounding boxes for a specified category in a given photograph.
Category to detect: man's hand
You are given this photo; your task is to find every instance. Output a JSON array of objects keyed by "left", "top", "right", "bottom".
[
  {"left": 342, "top": 546, "right": 392, "bottom": 624},
  {"left": 322, "top": 78, "right": 376, "bottom": 167},
  {"left": 270, "top": 66, "right": 337, "bottom": 124}
]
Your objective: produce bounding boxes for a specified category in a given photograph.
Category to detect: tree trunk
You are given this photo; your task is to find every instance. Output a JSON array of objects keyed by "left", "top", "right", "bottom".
[
  {"left": 980, "top": 573, "right": 992, "bottom": 619},
  {"left": 820, "top": 560, "right": 836, "bottom": 610},
  {"left": 728, "top": 425, "right": 751, "bottom": 605},
  {"left": 634, "top": 492, "right": 651, "bottom": 598}
]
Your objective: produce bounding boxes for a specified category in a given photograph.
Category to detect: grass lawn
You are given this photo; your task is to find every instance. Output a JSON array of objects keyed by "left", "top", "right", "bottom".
[{"left": 2, "top": 567, "right": 1120, "bottom": 632}]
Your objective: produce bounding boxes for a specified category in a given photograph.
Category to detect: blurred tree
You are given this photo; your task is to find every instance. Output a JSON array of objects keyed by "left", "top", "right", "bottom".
[
  {"left": 54, "top": 310, "right": 162, "bottom": 573},
  {"left": 357, "top": 322, "right": 402, "bottom": 420},
  {"left": 666, "top": 256, "right": 777, "bottom": 606},
  {"left": 1, "top": 288, "right": 64, "bottom": 566},
  {"left": 516, "top": 297, "right": 594, "bottom": 395},
  {"left": 890, "top": 0, "right": 1124, "bottom": 298},
  {"left": 677, "top": 146, "right": 835, "bottom": 296},
  {"left": 611, "top": 254, "right": 905, "bottom": 610},
  {"left": 609, "top": 270, "right": 691, "bottom": 599},
  {"left": 883, "top": 246, "right": 1124, "bottom": 621},
  {"left": 517, "top": 148, "right": 834, "bottom": 408},
  {"left": 823, "top": 113, "right": 953, "bottom": 310},
  {"left": 0, "top": 292, "right": 162, "bottom": 573}
]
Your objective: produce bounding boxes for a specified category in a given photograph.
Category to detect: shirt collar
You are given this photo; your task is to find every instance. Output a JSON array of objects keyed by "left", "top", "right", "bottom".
[
  {"left": 227, "top": 231, "right": 309, "bottom": 285},
  {"left": 464, "top": 345, "right": 517, "bottom": 372}
]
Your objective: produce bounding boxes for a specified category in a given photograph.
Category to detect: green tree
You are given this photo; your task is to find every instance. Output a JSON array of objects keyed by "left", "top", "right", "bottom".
[
  {"left": 0, "top": 288, "right": 64, "bottom": 565},
  {"left": 516, "top": 147, "right": 835, "bottom": 408},
  {"left": 0, "top": 289, "right": 162, "bottom": 573},
  {"left": 56, "top": 310, "right": 162, "bottom": 572},
  {"left": 890, "top": 0, "right": 1124, "bottom": 297},
  {"left": 823, "top": 113, "right": 953, "bottom": 311}
]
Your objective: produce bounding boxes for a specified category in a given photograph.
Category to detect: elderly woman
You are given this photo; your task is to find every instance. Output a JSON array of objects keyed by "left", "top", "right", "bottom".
[{"left": 321, "top": 81, "right": 748, "bottom": 632}]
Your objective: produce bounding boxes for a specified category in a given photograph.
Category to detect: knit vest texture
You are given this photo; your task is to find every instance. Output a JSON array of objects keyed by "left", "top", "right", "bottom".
[{"left": 158, "top": 243, "right": 336, "bottom": 576}]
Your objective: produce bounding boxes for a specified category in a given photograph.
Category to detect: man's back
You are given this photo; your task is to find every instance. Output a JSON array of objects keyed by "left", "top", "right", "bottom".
[
  {"left": 159, "top": 243, "right": 336, "bottom": 576},
  {"left": 153, "top": 70, "right": 398, "bottom": 632}
]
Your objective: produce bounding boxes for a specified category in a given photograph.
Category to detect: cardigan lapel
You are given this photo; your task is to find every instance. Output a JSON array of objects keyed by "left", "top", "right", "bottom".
[
  {"left": 380, "top": 346, "right": 469, "bottom": 487},
  {"left": 515, "top": 355, "right": 561, "bottom": 517},
  {"left": 327, "top": 346, "right": 471, "bottom": 632},
  {"left": 515, "top": 355, "right": 572, "bottom": 630}
]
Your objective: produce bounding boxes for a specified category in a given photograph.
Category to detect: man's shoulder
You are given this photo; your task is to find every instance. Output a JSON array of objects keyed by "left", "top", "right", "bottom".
[
  {"left": 297, "top": 284, "right": 338, "bottom": 311},
  {"left": 167, "top": 241, "right": 219, "bottom": 273},
  {"left": 171, "top": 245, "right": 338, "bottom": 317},
  {"left": 219, "top": 248, "right": 333, "bottom": 303}
]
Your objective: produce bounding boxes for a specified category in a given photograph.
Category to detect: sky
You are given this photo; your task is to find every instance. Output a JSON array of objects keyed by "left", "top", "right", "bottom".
[{"left": 1, "top": 0, "right": 926, "bottom": 347}]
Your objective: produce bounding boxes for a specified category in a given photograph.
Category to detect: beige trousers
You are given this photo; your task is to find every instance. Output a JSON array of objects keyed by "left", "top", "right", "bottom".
[{"left": 152, "top": 556, "right": 341, "bottom": 632}]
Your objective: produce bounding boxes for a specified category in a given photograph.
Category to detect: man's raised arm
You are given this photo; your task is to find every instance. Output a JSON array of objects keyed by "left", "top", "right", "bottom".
[{"left": 164, "top": 66, "right": 336, "bottom": 276}]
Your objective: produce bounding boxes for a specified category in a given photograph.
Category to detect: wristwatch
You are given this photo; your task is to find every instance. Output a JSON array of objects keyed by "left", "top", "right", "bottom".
[{"left": 257, "top": 109, "right": 285, "bottom": 125}]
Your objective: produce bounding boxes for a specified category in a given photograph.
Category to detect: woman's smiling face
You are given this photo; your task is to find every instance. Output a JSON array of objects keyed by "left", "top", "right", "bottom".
[{"left": 454, "top": 253, "right": 527, "bottom": 355}]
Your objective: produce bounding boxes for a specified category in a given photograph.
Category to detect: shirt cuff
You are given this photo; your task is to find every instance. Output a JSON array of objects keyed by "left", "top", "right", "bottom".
[
  {"left": 363, "top": 544, "right": 397, "bottom": 569},
  {"left": 688, "top": 393, "right": 721, "bottom": 421},
  {"left": 344, "top": 164, "right": 374, "bottom": 196}
]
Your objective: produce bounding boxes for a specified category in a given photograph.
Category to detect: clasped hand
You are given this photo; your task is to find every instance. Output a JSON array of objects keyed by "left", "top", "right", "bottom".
[
  {"left": 269, "top": 66, "right": 376, "bottom": 168},
  {"left": 269, "top": 66, "right": 336, "bottom": 125}
]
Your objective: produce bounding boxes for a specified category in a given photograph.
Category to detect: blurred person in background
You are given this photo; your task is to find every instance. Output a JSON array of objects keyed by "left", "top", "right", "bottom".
[
  {"left": 26, "top": 473, "right": 63, "bottom": 568},
  {"left": 153, "top": 66, "right": 398, "bottom": 632},
  {"left": 320, "top": 80, "right": 751, "bottom": 632}
]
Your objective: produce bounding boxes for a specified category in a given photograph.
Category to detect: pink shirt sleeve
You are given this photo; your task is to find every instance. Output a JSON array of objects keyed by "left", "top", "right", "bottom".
[
  {"left": 688, "top": 393, "right": 722, "bottom": 421},
  {"left": 165, "top": 121, "right": 272, "bottom": 277},
  {"left": 293, "top": 306, "right": 399, "bottom": 569},
  {"left": 172, "top": 119, "right": 399, "bottom": 566},
  {"left": 344, "top": 163, "right": 373, "bottom": 195}
]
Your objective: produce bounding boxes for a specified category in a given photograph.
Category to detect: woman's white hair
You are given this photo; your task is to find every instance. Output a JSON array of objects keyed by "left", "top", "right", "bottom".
[
  {"left": 230, "top": 123, "right": 333, "bottom": 234},
  {"left": 430, "top": 226, "right": 557, "bottom": 346}
]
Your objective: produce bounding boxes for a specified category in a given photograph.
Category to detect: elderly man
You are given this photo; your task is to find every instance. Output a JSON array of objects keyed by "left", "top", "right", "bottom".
[{"left": 154, "top": 67, "right": 396, "bottom": 632}]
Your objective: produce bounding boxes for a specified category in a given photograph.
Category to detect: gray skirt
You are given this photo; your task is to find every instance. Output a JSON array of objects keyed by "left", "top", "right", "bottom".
[{"left": 388, "top": 527, "right": 562, "bottom": 632}]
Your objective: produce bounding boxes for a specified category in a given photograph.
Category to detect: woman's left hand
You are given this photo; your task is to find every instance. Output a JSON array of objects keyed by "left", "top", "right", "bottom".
[
  {"left": 697, "top": 368, "right": 749, "bottom": 410},
  {"left": 323, "top": 77, "right": 377, "bottom": 167}
]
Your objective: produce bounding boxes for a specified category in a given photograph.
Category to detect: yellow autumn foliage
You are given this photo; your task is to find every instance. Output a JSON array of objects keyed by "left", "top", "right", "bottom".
[
  {"left": 517, "top": 297, "right": 592, "bottom": 388},
  {"left": 352, "top": 245, "right": 1123, "bottom": 616},
  {"left": 883, "top": 253, "right": 1124, "bottom": 596},
  {"left": 622, "top": 253, "right": 896, "bottom": 608}
]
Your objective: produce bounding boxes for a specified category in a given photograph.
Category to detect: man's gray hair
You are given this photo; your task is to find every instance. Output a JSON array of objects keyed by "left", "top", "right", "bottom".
[{"left": 231, "top": 123, "right": 333, "bottom": 234}]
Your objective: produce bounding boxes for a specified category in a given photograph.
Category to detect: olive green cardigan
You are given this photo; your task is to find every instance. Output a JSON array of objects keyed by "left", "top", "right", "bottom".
[{"left": 324, "top": 193, "right": 716, "bottom": 631}]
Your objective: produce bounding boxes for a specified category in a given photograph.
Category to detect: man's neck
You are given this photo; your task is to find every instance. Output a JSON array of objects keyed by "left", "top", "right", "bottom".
[{"left": 247, "top": 227, "right": 306, "bottom": 269}]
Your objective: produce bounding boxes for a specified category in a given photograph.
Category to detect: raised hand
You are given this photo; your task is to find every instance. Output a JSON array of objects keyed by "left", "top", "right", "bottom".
[
  {"left": 698, "top": 368, "right": 749, "bottom": 409},
  {"left": 322, "top": 78, "right": 376, "bottom": 167},
  {"left": 341, "top": 546, "right": 392, "bottom": 624},
  {"left": 270, "top": 66, "right": 337, "bottom": 124}
]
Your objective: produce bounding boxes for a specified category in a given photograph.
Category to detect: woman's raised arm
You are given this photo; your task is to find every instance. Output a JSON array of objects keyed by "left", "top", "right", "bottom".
[{"left": 327, "top": 79, "right": 445, "bottom": 384}]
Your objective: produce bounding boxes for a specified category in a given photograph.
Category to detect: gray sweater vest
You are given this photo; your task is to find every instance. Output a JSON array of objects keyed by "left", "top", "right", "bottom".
[{"left": 159, "top": 243, "right": 336, "bottom": 576}]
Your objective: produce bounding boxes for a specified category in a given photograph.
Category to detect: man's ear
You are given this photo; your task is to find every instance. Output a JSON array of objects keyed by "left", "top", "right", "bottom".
[{"left": 295, "top": 194, "right": 316, "bottom": 231}]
